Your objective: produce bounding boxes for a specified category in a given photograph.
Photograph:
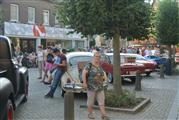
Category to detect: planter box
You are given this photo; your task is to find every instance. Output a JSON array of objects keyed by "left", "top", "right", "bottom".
[{"left": 80, "top": 98, "right": 151, "bottom": 114}]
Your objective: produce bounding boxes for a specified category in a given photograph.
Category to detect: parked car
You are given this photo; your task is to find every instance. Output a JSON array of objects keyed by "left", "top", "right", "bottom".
[
  {"left": 175, "top": 52, "right": 179, "bottom": 63},
  {"left": 0, "top": 36, "right": 29, "bottom": 120},
  {"left": 144, "top": 55, "right": 167, "bottom": 68},
  {"left": 61, "top": 52, "right": 93, "bottom": 97},
  {"left": 122, "top": 53, "right": 157, "bottom": 76},
  {"left": 103, "top": 53, "right": 145, "bottom": 83},
  {"left": 60, "top": 52, "right": 112, "bottom": 96}
]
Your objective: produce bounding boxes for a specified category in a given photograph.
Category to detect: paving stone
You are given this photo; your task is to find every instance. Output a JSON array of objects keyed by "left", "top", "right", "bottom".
[{"left": 15, "top": 68, "right": 179, "bottom": 120}]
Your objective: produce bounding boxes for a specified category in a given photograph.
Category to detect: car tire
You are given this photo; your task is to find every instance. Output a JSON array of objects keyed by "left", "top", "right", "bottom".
[
  {"left": 4, "top": 100, "right": 14, "bottom": 120},
  {"left": 130, "top": 77, "right": 136, "bottom": 84},
  {"left": 107, "top": 73, "right": 113, "bottom": 83},
  {"left": 146, "top": 72, "right": 151, "bottom": 77}
]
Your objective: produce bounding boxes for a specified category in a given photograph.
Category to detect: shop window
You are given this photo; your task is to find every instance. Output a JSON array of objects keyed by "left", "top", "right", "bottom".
[{"left": 55, "top": 13, "right": 59, "bottom": 24}]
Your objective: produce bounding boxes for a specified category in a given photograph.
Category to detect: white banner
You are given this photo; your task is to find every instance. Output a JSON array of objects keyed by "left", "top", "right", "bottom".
[{"left": 4, "top": 22, "right": 85, "bottom": 41}]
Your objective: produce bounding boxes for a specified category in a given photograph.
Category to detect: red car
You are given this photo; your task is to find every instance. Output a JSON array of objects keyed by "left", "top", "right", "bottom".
[
  {"left": 101, "top": 53, "right": 145, "bottom": 83},
  {"left": 120, "top": 53, "right": 157, "bottom": 76}
]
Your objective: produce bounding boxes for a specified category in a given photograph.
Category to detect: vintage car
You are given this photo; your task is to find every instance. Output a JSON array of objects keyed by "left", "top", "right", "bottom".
[
  {"left": 144, "top": 55, "right": 167, "bottom": 68},
  {"left": 121, "top": 53, "right": 157, "bottom": 76},
  {"left": 61, "top": 52, "right": 92, "bottom": 96},
  {"left": 0, "top": 36, "right": 29, "bottom": 120},
  {"left": 60, "top": 52, "right": 110, "bottom": 97},
  {"left": 103, "top": 53, "right": 145, "bottom": 83},
  {"left": 175, "top": 52, "right": 179, "bottom": 63}
]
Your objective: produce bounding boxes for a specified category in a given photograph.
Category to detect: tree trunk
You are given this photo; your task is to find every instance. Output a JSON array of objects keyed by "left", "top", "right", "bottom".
[
  {"left": 168, "top": 45, "right": 174, "bottom": 75},
  {"left": 168, "top": 45, "right": 172, "bottom": 59},
  {"left": 87, "top": 35, "right": 92, "bottom": 48},
  {"left": 168, "top": 45, "right": 176, "bottom": 73},
  {"left": 113, "top": 34, "right": 123, "bottom": 95}
]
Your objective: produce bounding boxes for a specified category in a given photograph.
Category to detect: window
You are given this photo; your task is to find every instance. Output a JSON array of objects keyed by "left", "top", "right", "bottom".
[
  {"left": 0, "top": 38, "right": 10, "bottom": 59},
  {"left": 28, "top": 7, "right": 35, "bottom": 24},
  {"left": 69, "top": 56, "right": 92, "bottom": 66},
  {"left": 55, "top": 14, "right": 59, "bottom": 24},
  {"left": 10, "top": 4, "right": 19, "bottom": 22},
  {"left": 43, "top": 10, "right": 49, "bottom": 25}
]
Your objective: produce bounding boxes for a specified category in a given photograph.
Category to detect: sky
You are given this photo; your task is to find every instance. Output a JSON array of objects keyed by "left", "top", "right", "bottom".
[{"left": 144, "top": 0, "right": 154, "bottom": 4}]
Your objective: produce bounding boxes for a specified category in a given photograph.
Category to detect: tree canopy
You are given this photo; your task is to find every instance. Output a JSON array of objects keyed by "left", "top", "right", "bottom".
[
  {"left": 156, "top": 0, "right": 179, "bottom": 45},
  {"left": 57, "top": 0, "right": 152, "bottom": 95},
  {"left": 58, "top": 0, "right": 151, "bottom": 39}
]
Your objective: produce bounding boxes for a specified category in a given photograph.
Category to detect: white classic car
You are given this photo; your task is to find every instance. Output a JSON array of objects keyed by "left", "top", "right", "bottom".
[{"left": 60, "top": 52, "right": 108, "bottom": 97}]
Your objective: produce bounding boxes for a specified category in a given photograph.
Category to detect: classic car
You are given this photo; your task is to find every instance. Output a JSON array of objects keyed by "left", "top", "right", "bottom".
[
  {"left": 103, "top": 53, "right": 145, "bottom": 83},
  {"left": 144, "top": 55, "right": 167, "bottom": 68},
  {"left": 121, "top": 53, "right": 157, "bottom": 76},
  {"left": 60, "top": 52, "right": 111, "bottom": 97},
  {"left": 175, "top": 52, "right": 179, "bottom": 63},
  {"left": 0, "top": 36, "right": 29, "bottom": 120}
]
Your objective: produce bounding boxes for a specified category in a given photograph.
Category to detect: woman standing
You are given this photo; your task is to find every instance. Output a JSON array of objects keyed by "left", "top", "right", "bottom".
[{"left": 82, "top": 51, "right": 110, "bottom": 120}]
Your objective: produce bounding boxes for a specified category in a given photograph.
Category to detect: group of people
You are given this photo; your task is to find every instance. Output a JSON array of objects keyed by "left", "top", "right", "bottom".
[
  {"left": 36, "top": 45, "right": 67, "bottom": 98},
  {"left": 121, "top": 46, "right": 160, "bottom": 57},
  {"left": 36, "top": 45, "right": 110, "bottom": 120}
]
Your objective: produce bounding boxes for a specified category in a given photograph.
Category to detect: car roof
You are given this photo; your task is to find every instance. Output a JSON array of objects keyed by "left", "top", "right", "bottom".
[
  {"left": 120, "top": 53, "right": 139, "bottom": 56},
  {"left": 66, "top": 52, "right": 93, "bottom": 58},
  {"left": 105, "top": 53, "right": 140, "bottom": 56},
  {"left": 104, "top": 53, "right": 113, "bottom": 56}
]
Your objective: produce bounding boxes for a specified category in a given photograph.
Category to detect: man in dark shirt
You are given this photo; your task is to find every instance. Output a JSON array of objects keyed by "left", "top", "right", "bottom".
[{"left": 44, "top": 48, "right": 67, "bottom": 98}]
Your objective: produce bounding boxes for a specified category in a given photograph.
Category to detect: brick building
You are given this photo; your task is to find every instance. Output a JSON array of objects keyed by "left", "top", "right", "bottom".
[{"left": 0, "top": 0, "right": 86, "bottom": 53}]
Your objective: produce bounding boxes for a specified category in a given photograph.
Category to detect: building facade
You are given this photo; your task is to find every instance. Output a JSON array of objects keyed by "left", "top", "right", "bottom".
[{"left": 0, "top": 0, "right": 86, "bottom": 53}]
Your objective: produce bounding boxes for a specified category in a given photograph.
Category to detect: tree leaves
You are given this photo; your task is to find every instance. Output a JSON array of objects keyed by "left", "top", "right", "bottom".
[
  {"left": 156, "top": 0, "right": 179, "bottom": 45},
  {"left": 57, "top": 0, "right": 151, "bottom": 39}
]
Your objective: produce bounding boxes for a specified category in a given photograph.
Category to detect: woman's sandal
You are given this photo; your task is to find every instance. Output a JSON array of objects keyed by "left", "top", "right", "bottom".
[
  {"left": 88, "top": 113, "right": 95, "bottom": 119},
  {"left": 101, "top": 115, "right": 110, "bottom": 120}
]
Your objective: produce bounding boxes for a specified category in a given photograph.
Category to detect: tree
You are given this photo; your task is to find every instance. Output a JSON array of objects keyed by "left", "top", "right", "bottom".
[
  {"left": 57, "top": 0, "right": 151, "bottom": 95},
  {"left": 156, "top": 0, "right": 179, "bottom": 68}
]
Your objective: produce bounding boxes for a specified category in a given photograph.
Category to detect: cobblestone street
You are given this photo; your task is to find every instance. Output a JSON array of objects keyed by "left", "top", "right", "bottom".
[{"left": 15, "top": 68, "right": 179, "bottom": 120}]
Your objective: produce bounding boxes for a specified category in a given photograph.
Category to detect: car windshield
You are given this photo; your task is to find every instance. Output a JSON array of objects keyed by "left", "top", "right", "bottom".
[
  {"left": 107, "top": 54, "right": 126, "bottom": 64},
  {"left": 69, "top": 56, "right": 93, "bottom": 66},
  {"left": 108, "top": 55, "right": 113, "bottom": 64},
  {"left": 149, "top": 56, "right": 158, "bottom": 59},
  {"left": 136, "top": 55, "right": 146, "bottom": 60}
]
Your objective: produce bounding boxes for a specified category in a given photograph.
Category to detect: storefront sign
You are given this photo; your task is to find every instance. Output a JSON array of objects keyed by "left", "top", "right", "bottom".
[{"left": 4, "top": 22, "right": 85, "bottom": 40}]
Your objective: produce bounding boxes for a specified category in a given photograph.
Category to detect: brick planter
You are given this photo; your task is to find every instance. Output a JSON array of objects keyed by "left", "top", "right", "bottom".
[{"left": 80, "top": 98, "right": 151, "bottom": 114}]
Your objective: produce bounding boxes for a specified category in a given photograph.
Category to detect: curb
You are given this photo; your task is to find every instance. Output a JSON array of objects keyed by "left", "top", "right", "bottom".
[{"left": 80, "top": 98, "right": 151, "bottom": 114}]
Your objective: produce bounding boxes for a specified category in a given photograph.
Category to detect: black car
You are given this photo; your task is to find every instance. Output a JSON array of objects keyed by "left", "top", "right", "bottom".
[{"left": 0, "top": 36, "right": 29, "bottom": 120}]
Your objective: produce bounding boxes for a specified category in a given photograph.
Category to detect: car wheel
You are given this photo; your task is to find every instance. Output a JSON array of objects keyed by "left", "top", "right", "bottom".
[
  {"left": 130, "top": 77, "right": 136, "bottom": 84},
  {"left": 61, "top": 89, "right": 66, "bottom": 97},
  {"left": 146, "top": 72, "right": 151, "bottom": 77},
  {"left": 107, "top": 73, "right": 113, "bottom": 83},
  {"left": 4, "top": 100, "right": 14, "bottom": 120}
]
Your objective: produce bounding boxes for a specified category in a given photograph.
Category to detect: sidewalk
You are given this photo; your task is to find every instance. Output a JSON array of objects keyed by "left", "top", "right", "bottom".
[
  {"left": 167, "top": 66, "right": 179, "bottom": 120},
  {"left": 14, "top": 68, "right": 179, "bottom": 120},
  {"left": 77, "top": 72, "right": 179, "bottom": 120}
]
